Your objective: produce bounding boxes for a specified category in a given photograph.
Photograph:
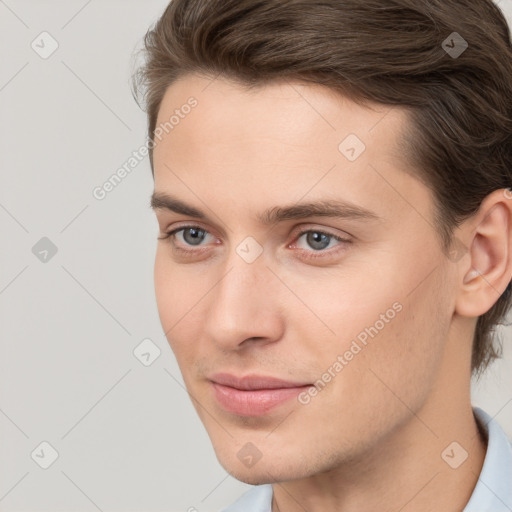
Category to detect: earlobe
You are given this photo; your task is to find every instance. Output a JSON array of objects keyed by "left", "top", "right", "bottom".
[{"left": 454, "top": 189, "right": 512, "bottom": 318}]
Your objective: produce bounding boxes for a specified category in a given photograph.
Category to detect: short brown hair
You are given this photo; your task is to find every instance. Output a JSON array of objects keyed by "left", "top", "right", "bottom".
[{"left": 132, "top": 0, "right": 512, "bottom": 377}]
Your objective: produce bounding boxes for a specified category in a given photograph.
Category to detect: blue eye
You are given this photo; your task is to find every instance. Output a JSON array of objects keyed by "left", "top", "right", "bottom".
[
  {"left": 177, "top": 227, "right": 208, "bottom": 246},
  {"left": 295, "top": 230, "right": 344, "bottom": 251},
  {"left": 158, "top": 225, "right": 350, "bottom": 258},
  {"left": 158, "top": 226, "right": 213, "bottom": 246}
]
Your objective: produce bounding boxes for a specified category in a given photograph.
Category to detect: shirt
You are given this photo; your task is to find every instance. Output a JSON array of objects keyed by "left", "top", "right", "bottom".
[{"left": 221, "top": 407, "right": 512, "bottom": 512}]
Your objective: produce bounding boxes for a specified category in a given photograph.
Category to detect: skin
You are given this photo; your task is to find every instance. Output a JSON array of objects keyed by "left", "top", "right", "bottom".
[{"left": 151, "top": 73, "right": 512, "bottom": 512}]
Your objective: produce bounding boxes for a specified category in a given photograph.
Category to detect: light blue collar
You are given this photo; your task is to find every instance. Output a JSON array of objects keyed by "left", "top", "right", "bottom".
[{"left": 464, "top": 406, "right": 512, "bottom": 511}]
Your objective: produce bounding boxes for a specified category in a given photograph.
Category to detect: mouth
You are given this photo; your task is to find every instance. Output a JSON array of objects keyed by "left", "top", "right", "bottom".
[{"left": 208, "top": 373, "right": 314, "bottom": 417}]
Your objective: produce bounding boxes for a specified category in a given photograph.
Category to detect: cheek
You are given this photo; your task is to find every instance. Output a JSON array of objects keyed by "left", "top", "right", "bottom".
[
  {"left": 290, "top": 270, "right": 451, "bottom": 453},
  {"left": 295, "top": 253, "right": 449, "bottom": 401},
  {"left": 280, "top": 262, "right": 404, "bottom": 354},
  {"left": 153, "top": 250, "right": 203, "bottom": 355},
  {"left": 154, "top": 251, "right": 178, "bottom": 328},
  {"left": 333, "top": 268, "right": 450, "bottom": 412},
  {"left": 154, "top": 249, "right": 205, "bottom": 317}
]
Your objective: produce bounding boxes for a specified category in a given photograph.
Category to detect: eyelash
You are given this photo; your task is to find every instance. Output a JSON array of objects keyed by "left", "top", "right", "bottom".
[{"left": 158, "top": 225, "right": 351, "bottom": 260}]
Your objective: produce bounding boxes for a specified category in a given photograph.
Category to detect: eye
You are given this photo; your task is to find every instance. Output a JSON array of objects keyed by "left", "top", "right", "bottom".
[
  {"left": 292, "top": 228, "right": 350, "bottom": 254},
  {"left": 158, "top": 226, "right": 215, "bottom": 247}
]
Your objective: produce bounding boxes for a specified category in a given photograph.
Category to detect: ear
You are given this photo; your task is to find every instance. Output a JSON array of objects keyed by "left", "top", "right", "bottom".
[{"left": 454, "top": 189, "right": 512, "bottom": 317}]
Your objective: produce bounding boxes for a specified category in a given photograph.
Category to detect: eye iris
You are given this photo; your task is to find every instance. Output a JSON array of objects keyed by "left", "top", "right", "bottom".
[
  {"left": 307, "top": 232, "right": 330, "bottom": 250},
  {"left": 183, "top": 228, "right": 205, "bottom": 246}
]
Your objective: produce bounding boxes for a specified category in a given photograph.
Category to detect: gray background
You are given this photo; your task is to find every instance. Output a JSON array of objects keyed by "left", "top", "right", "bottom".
[{"left": 0, "top": 1, "right": 511, "bottom": 511}]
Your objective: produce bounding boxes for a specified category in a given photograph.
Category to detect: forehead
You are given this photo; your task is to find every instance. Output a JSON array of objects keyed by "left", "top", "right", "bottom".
[
  {"left": 152, "top": 73, "right": 433, "bottom": 229},
  {"left": 155, "top": 73, "right": 406, "bottom": 148}
]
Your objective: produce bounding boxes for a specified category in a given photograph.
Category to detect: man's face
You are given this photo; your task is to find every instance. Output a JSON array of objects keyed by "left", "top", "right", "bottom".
[{"left": 152, "top": 74, "right": 459, "bottom": 483}]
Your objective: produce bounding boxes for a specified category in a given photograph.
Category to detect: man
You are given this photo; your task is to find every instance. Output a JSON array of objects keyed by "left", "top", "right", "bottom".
[{"left": 132, "top": 0, "right": 512, "bottom": 510}]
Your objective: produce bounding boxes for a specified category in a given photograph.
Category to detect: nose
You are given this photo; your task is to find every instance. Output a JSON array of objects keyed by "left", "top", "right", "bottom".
[{"left": 202, "top": 251, "right": 285, "bottom": 351}]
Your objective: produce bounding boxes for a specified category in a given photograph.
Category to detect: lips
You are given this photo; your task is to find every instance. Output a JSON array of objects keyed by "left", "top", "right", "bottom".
[{"left": 208, "top": 373, "right": 313, "bottom": 416}]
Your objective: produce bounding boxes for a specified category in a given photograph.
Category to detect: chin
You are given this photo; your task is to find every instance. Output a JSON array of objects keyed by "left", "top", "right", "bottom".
[
  {"left": 216, "top": 451, "right": 314, "bottom": 485},
  {"left": 227, "top": 470, "right": 275, "bottom": 486}
]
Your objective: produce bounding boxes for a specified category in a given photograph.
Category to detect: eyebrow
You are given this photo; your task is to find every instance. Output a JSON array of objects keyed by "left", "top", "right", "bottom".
[{"left": 150, "top": 191, "right": 381, "bottom": 225}]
